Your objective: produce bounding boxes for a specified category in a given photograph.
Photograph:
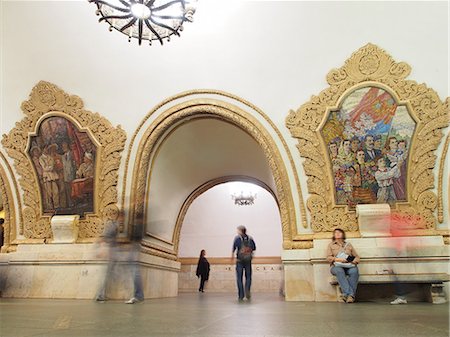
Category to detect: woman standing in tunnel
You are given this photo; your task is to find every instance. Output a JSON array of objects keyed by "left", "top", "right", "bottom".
[{"left": 196, "top": 249, "right": 210, "bottom": 292}]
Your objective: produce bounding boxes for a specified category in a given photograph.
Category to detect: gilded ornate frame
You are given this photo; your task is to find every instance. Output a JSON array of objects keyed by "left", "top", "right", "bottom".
[
  {"left": 286, "top": 43, "right": 449, "bottom": 234},
  {"left": 0, "top": 159, "right": 16, "bottom": 252},
  {"left": 1, "top": 81, "right": 127, "bottom": 240}
]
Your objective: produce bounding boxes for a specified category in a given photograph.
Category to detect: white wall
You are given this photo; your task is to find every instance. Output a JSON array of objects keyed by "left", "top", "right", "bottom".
[
  {"left": 147, "top": 118, "right": 275, "bottom": 241},
  {"left": 179, "top": 182, "right": 282, "bottom": 257},
  {"left": 1, "top": 1, "right": 449, "bottom": 235}
]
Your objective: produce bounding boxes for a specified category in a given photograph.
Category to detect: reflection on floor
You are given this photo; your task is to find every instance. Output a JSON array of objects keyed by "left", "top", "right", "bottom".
[{"left": 0, "top": 293, "right": 448, "bottom": 337}]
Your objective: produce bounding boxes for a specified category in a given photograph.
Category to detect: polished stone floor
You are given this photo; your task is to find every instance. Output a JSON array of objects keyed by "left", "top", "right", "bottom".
[{"left": 0, "top": 293, "right": 449, "bottom": 337}]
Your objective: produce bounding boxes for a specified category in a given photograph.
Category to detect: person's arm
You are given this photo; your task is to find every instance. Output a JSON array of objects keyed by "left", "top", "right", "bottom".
[
  {"left": 231, "top": 237, "right": 238, "bottom": 260},
  {"left": 326, "top": 243, "right": 345, "bottom": 263},
  {"left": 326, "top": 244, "right": 335, "bottom": 263},
  {"left": 196, "top": 260, "right": 200, "bottom": 277},
  {"left": 251, "top": 238, "right": 256, "bottom": 251},
  {"left": 350, "top": 244, "right": 360, "bottom": 264}
]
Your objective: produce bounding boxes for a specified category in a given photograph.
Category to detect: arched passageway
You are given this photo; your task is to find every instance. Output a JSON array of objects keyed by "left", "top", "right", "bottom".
[
  {"left": 178, "top": 178, "right": 283, "bottom": 293},
  {"left": 125, "top": 95, "right": 298, "bottom": 298},
  {"left": 126, "top": 97, "right": 298, "bottom": 260}
]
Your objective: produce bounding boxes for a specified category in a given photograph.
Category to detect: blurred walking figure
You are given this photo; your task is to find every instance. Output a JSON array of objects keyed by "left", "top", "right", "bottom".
[
  {"left": 95, "top": 220, "right": 119, "bottom": 302},
  {"left": 232, "top": 225, "right": 256, "bottom": 301},
  {"left": 196, "top": 250, "right": 210, "bottom": 292},
  {"left": 125, "top": 223, "right": 144, "bottom": 304},
  {"left": 389, "top": 215, "right": 410, "bottom": 305}
]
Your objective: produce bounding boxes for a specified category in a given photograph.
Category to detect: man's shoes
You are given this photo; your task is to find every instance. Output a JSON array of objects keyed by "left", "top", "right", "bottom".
[
  {"left": 238, "top": 298, "right": 244, "bottom": 303},
  {"left": 245, "top": 291, "right": 251, "bottom": 300},
  {"left": 346, "top": 295, "right": 355, "bottom": 303},
  {"left": 390, "top": 297, "right": 407, "bottom": 305},
  {"left": 125, "top": 297, "right": 143, "bottom": 304},
  {"left": 95, "top": 297, "right": 106, "bottom": 302}
]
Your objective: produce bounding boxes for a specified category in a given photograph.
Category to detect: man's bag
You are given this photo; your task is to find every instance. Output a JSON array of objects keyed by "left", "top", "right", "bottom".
[{"left": 237, "top": 236, "right": 254, "bottom": 263}]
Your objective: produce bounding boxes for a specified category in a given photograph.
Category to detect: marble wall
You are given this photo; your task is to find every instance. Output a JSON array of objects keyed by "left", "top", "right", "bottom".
[
  {"left": 0, "top": 244, "right": 180, "bottom": 299},
  {"left": 283, "top": 236, "right": 450, "bottom": 302},
  {"left": 179, "top": 259, "right": 283, "bottom": 293}
]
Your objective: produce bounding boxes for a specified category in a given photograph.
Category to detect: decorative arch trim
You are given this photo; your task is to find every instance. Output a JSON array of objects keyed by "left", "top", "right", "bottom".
[
  {"left": 0, "top": 157, "right": 17, "bottom": 252},
  {"left": 121, "top": 90, "right": 307, "bottom": 230},
  {"left": 128, "top": 98, "right": 310, "bottom": 251}
]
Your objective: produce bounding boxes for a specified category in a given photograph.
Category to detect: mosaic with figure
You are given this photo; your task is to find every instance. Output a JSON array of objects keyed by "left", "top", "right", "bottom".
[
  {"left": 322, "top": 86, "right": 415, "bottom": 208},
  {"left": 29, "top": 116, "right": 96, "bottom": 217}
]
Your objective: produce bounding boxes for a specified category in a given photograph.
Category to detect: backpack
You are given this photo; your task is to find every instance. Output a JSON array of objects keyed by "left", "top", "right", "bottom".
[{"left": 237, "top": 235, "right": 254, "bottom": 262}]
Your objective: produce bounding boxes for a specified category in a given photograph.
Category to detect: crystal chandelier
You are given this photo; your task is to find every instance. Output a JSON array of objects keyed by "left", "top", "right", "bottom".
[
  {"left": 88, "top": 0, "right": 196, "bottom": 46},
  {"left": 231, "top": 191, "right": 257, "bottom": 206}
]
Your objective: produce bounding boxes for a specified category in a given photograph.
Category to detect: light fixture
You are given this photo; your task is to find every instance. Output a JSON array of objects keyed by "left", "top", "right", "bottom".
[
  {"left": 231, "top": 191, "right": 257, "bottom": 206},
  {"left": 88, "top": 0, "right": 196, "bottom": 46}
]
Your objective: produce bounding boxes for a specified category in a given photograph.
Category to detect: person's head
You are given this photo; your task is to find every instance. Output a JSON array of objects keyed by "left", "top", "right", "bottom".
[
  {"left": 237, "top": 225, "right": 247, "bottom": 236},
  {"left": 386, "top": 136, "right": 398, "bottom": 151},
  {"left": 364, "top": 135, "right": 374, "bottom": 150},
  {"left": 61, "top": 141, "right": 70, "bottom": 152},
  {"left": 48, "top": 143, "right": 58, "bottom": 155},
  {"left": 200, "top": 249, "right": 206, "bottom": 258},
  {"left": 350, "top": 137, "right": 360, "bottom": 151},
  {"left": 31, "top": 146, "right": 41, "bottom": 158},
  {"left": 377, "top": 157, "right": 387, "bottom": 170},
  {"left": 374, "top": 135, "right": 382, "bottom": 149},
  {"left": 398, "top": 139, "right": 407, "bottom": 151},
  {"left": 343, "top": 139, "right": 351, "bottom": 152},
  {"left": 332, "top": 228, "right": 346, "bottom": 241},
  {"left": 328, "top": 142, "right": 338, "bottom": 156},
  {"left": 356, "top": 149, "right": 365, "bottom": 164}
]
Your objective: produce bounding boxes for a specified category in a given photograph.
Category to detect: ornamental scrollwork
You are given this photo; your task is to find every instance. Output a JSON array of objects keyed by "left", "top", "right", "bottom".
[
  {"left": 1, "top": 81, "right": 127, "bottom": 240},
  {"left": 286, "top": 43, "right": 449, "bottom": 233}
]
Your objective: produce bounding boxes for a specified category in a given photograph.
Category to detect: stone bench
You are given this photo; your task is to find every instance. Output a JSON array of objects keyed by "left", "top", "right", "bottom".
[{"left": 330, "top": 273, "right": 449, "bottom": 303}]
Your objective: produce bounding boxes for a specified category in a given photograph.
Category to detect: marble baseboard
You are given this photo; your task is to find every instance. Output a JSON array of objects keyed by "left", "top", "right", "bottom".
[
  {"left": 179, "top": 263, "right": 283, "bottom": 293},
  {"left": 0, "top": 244, "right": 180, "bottom": 299}
]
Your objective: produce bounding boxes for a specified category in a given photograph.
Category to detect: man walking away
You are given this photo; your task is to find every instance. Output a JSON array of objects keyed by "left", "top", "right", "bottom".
[{"left": 232, "top": 225, "right": 256, "bottom": 302}]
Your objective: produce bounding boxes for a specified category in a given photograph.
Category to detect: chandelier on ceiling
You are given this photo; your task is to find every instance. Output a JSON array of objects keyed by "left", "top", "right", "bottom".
[
  {"left": 231, "top": 191, "right": 257, "bottom": 206},
  {"left": 88, "top": 0, "right": 196, "bottom": 46}
]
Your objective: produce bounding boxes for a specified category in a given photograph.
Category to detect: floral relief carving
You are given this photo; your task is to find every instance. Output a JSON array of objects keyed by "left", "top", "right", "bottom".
[
  {"left": 1, "top": 81, "right": 127, "bottom": 240},
  {"left": 286, "top": 44, "right": 449, "bottom": 233}
]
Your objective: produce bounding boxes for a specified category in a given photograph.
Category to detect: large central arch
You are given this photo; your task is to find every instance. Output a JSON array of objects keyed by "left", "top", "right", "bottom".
[{"left": 127, "top": 95, "right": 300, "bottom": 259}]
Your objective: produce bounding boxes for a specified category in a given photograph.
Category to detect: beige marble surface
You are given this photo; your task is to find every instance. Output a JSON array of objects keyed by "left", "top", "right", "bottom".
[
  {"left": 283, "top": 235, "right": 450, "bottom": 302},
  {"left": 0, "top": 243, "right": 180, "bottom": 299},
  {"left": 50, "top": 215, "right": 80, "bottom": 243},
  {"left": 1, "top": 236, "right": 448, "bottom": 302},
  {"left": 179, "top": 263, "right": 283, "bottom": 293},
  {"left": 356, "top": 204, "right": 391, "bottom": 237}
]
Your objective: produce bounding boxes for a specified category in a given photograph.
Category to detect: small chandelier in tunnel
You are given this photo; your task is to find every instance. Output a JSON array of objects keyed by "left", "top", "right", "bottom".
[
  {"left": 231, "top": 191, "right": 257, "bottom": 206},
  {"left": 229, "top": 182, "right": 258, "bottom": 206},
  {"left": 88, "top": 0, "right": 196, "bottom": 46}
]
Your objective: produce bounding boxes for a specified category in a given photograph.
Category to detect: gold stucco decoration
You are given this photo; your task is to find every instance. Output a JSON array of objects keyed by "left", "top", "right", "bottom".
[
  {"left": 0, "top": 166, "right": 16, "bottom": 252},
  {"left": 128, "top": 100, "right": 297, "bottom": 250},
  {"left": 1, "top": 81, "right": 127, "bottom": 240},
  {"left": 286, "top": 43, "right": 449, "bottom": 233}
]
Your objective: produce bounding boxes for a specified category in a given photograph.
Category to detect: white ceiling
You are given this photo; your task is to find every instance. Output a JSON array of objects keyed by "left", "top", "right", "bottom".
[{"left": 1, "top": 1, "right": 448, "bottom": 138}]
